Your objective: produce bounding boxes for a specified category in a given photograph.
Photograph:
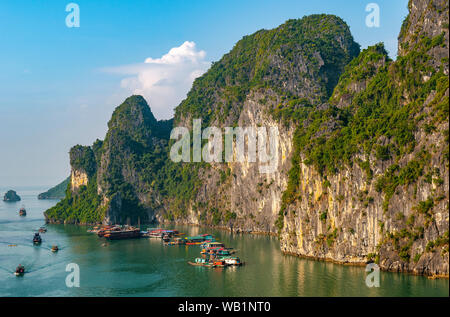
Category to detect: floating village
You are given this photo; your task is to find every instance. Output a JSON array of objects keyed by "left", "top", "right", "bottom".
[
  {"left": 13, "top": 206, "right": 243, "bottom": 276},
  {"left": 91, "top": 225, "right": 244, "bottom": 267}
]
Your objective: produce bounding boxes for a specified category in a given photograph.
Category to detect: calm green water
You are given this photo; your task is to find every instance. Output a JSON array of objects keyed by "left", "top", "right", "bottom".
[{"left": 0, "top": 187, "right": 448, "bottom": 297}]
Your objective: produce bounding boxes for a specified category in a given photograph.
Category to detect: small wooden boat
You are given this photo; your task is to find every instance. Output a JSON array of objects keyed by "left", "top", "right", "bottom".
[
  {"left": 201, "top": 241, "right": 225, "bottom": 248},
  {"left": 33, "top": 233, "right": 42, "bottom": 244},
  {"left": 19, "top": 207, "right": 26, "bottom": 216},
  {"left": 188, "top": 258, "right": 214, "bottom": 267},
  {"left": 146, "top": 228, "right": 165, "bottom": 238},
  {"left": 51, "top": 245, "right": 59, "bottom": 252},
  {"left": 204, "top": 247, "right": 232, "bottom": 257},
  {"left": 219, "top": 256, "right": 244, "bottom": 266},
  {"left": 145, "top": 229, "right": 182, "bottom": 239},
  {"left": 201, "top": 242, "right": 226, "bottom": 253},
  {"left": 14, "top": 265, "right": 25, "bottom": 276},
  {"left": 162, "top": 234, "right": 171, "bottom": 243},
  {"left": 38, "top": 226, "right": 47, "bottom": 233}
]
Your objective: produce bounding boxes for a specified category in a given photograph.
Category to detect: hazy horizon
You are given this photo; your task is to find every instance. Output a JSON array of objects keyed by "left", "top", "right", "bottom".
[{"left": 0, "top": 0, "right": 408, "bottom": 187}]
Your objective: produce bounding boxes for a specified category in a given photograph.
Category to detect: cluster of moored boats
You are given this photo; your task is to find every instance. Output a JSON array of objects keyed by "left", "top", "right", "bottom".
[
  {"left": 189, "top": 240, "right": 244, "bottom": 268},
  {"left": 148, "top": 228, "right": 244, "bottom": 268},
  {"left": 87, "top": 225, "right": 244, "bottom": 268}
]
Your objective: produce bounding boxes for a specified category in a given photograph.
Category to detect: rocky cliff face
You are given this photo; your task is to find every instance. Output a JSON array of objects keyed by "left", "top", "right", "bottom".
[
  {"left": 398, "top": 0, "right": 449, "bottom": 59},
  {"left": 91, "top": 96, "right": 172, "bottom": 224},
  {"left": 279, "top": 0, "right": 449, "bottom": 277},
  {"left": 170, "top": 14, "right": 360, "bottom": 232},
  {"left": 45, "top": 1, "right": 449, "bottom": 276},
  {"left": 173, "top": 90, "right": 297, "bottom": 233},
  {"left": 280, "top": 150, "right": 449, "bottom": 276},
  {"left": 71, "top": 170, "right": 88, "bottom": 191}
]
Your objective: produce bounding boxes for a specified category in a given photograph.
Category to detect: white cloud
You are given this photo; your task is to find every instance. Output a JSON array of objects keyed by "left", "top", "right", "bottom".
[{"left": 104, "top": 41, "right": 210, "bottom": 120}]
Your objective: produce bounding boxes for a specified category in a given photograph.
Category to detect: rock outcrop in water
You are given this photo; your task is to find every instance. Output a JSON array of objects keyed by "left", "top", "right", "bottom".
[
  {"left": 45, "top": 0, "right": 449, "bottom": 276},
  {"left": 3, "top": 190, "right": 21, "bottom": 202}
]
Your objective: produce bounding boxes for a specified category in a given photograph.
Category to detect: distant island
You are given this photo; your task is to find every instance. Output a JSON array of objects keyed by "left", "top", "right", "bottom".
[
  {"left": 3, "top": 190, "right": 21, "bottom": 202},
  {"left": 38, "top": 177, "right": 70, "bottom": 200}
]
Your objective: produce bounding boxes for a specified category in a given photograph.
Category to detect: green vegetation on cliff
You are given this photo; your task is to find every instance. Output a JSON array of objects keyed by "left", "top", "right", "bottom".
[
  {"left": 44, "top": 145, "right": 104, "bottom": 224},
  {"left": 41, "top": 0, "right": 448, "bottom": 277},
  {"left": 44, "top": 177, "right": 105, "bottom": 224},
  {"left": 100, "top": 96, "right": 173, "bottom": 222},
  {"left": 276, "top": 1, "right": 449, "bottom": 277},
  {"left": 173, "top": 14, "right": 360, "bottom": 224},
  {"left": 45, "top": 11, "right": 448, "bottom": 242},
  {"left": 175, "top": 14, "right": 359, "bottom": 126},
  {"left": 45, "top": 15, "right": 361, "bottom": 225},
  {"left": 107, "top": 96, "right": 205, "bottom": 220},
  {"left": 45, "top": 96, "right": 196, "bottom": 224},
  {"left": 38, "top": 177, "right": 70, "bottom": 200},
  {"left": 70, "top": 145, "right": 97, "bottom": 177},
  {"left": 280, "top": 33, "right": 448, "bottom": 207}
]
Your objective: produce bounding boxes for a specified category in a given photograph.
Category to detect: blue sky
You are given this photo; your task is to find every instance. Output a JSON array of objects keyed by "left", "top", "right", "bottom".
[{"left": 0, "top": 0, "right": 408, "bottom": 187}]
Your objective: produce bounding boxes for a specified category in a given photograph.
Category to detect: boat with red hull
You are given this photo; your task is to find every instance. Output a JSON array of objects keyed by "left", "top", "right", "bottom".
[{"left": 19, "top": 206, "right": 26, "bottom": 216}]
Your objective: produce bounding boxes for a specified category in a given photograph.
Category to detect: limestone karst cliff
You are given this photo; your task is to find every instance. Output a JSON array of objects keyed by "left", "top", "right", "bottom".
[
  {"left": 278, "top": 0, "right": 449, "bottom": 276},
  {"left": 45, "top": 0, "right": 449, "bottom": 276}
]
